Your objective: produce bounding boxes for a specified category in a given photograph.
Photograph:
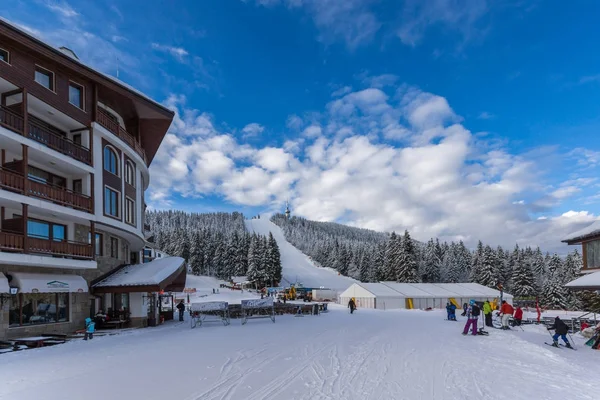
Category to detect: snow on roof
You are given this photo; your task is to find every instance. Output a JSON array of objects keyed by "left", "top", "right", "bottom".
[
  {"left": 0, "top": 272, "right": 10, "bottom": 293},
  {"left": 231, "top": 276, "right": 249, "bottom": 284},
  {"left": 0, "top": 17, "right": 172, "bottom": 115},
  {"left": 562, "top": 220, "right": 600, "bottom": 243},
  {"left": 380, "top": 282, "right": 432, "bottom": 298},
  {"left": 93, "top": 257, "right": 184, "bottom": 288},
  {"left": 360, "top": 283, "right": 405, "bottom": 297},
  {"left": 565, "top": 271, "right": 600, "bottom": 290}
]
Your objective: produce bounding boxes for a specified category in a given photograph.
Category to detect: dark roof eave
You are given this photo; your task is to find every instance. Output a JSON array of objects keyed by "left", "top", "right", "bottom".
[{"left": 0, "top": 19, "right": 175, "bottom": 119}]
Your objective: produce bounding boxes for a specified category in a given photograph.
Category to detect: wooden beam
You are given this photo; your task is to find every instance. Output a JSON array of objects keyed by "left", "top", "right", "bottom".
[
  {"left": 90, "top": 172, "right": 95, "bottom": 213},
  {"left": 22, "top": 144, "right": 28, "bottom": 193},
  {"left": 89, "top": 125, "right": 94, "bottom": 167},
  {"left": 582, "top": 243, "right": 588, "bottom": 270},
  {"left": 1, "top": 206, "right": 4, "bottom": 229},
  {"left": 21, "top": 87, "right": 27, "bottom": 137},
  {"left": 22, "top": 203, "right": 28, "bottom": 252},
  {"left": 1, "top": 149, "right": 5, "bottom": 165},
  {"left": 1, "top": 88, "right": 22, "bottom": 107},
  {"left": 92, "top": 83, "right": 98, "bottom": 121}
]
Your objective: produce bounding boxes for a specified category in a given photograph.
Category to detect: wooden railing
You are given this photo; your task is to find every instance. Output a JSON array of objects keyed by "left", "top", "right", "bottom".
[
  {"left": 27, "top": 179, "right": 92, "bottom": 213},
  {"left": 0, "top": 105, "right": 91, "bottom": 165},
  {"left": 96, "top": 107, "right": 148, "bottom": 164},
  {"left": 0, "top": 105, "right": 24, "bottom": 133},
  {"left": 25, "top": 235, "right": 93, "bottom": 259},
  {"left": 0, "top": 166, "right": 26, "bottom": 193},
  {"left": 0, "top": 230, "right": 25, "bottom": 252},
  {"left": 28, "top": 119, "right": 91, "bottom": 165}
]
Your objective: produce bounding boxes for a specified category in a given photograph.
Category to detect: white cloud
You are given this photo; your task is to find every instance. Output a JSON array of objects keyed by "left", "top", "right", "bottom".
[
  {"left": 478, "top": 111, "right": 495, "bottom": 120},
  {"left": 331, "top": 86, "right": 353, "bottom": 97},
  {"left": 579, "top": 74, "right": 600, "bottom": 85},
  {"left": 151, "top": 43, "right": 189, "bottom": 62},
  {"left": 150, "top": 84, "right": 600, "bottom": 253},
  {"left": 242, "top": 123, "right": 265, "bottom": 138},
  {"left": 44, "top": 1, "right": 79, "bottom": 18}
]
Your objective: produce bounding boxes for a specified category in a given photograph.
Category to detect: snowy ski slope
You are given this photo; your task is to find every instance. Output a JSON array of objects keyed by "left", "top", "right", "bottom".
[
  {"left": 245, "top": 218, "right": 355, "bottom": 291},
  {"left": 2, "top": 307, "right": 599, "bottom": 400}
]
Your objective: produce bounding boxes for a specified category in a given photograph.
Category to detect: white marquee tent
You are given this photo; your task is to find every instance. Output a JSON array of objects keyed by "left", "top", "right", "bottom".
[{"left": 339, "top": 282, "right": 512, "bottom": 310}]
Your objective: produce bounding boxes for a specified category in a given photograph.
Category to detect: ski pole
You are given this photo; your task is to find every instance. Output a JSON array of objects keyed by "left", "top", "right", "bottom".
[{"left": 568, "top": 332, "right": 576, "bottom": 348}]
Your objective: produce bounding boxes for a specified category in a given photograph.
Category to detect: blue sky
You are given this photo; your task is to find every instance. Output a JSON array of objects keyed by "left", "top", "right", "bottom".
[{"left": 3, "top": 0, "right": 600, "bottom": 251}]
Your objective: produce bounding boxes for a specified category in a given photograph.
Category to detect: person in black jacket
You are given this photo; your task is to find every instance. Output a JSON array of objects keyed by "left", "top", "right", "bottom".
[
  {"left": 348, "top": 298, "right": 356, "bottom": 314},
  {"left": 176, "top": 300, "right": 186, "bottom": 322},
  {"left": 549, "top": 316, "right": 572, "bottom": 348}
]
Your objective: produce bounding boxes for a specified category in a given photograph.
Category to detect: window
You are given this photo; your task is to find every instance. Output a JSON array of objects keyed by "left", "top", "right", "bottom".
[
  {"left": 125, "top": 161, "right": 135, "bottom": 187},
  {"left": 9, "top": 293, "right": 69, "bottom": 327},
  {"left": 0, "top": 48, "right": 9, "bottom": 64},
  {"left": 34, "top": 66, "right": 55, "bottom": 91},
  {"left": 110, "top": 237, "right": 119, "bottom": 258},
  {"left": 73, "top": 134, "right": 82, "bottom": 146},
  {"left": 69, "top": 82, "right": 84, "bottom": 109},
  {"left": 28, "top": 165, "right": 66, "bottom": 188},
  {"left": 125, "top": 198, "right": 135, "bottom": 225},
  {"left": 27, "top": 219, "right": 66, "bottom": 241},
  {"left": 73, "top": 179, "right": 82, "bottom": 194},
  {"left": 104, "top": 187, "right": 119, "bottom": 217},
  {"left": 585, "top": 240, "right": 600, "bottom": 269},
  {"left": 88, "top": 232, "right": 103, "bottom": 256},
  {"left": 103, "top": 146, "right": 119, "bottom": 175}
]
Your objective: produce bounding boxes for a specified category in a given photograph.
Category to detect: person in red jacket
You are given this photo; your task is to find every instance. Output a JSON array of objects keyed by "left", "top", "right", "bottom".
[
  {"left": 500, "top": 300, "right": 514, "bottom": 330},
  {"left": 513, "top": 306, "right": 523, "bottom": 326}
]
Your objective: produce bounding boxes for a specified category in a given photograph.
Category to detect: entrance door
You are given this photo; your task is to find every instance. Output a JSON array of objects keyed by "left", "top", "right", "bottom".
[{"left": 130, "top": 251, "right": 139, "bottom": 265}]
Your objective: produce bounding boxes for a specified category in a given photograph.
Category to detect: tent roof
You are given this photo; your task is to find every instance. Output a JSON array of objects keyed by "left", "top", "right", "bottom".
[
  {"left": 360, "top": 283, "right": 405, "bottom": 297},
  {"left": 380, "top": 282, "right": 432, "bottom": 298},
  {"left": 565, "top": 271, "right": 600, "bottom": 290}
]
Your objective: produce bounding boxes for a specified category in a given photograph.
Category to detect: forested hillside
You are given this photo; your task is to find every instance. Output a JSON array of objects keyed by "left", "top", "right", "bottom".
[
  {"left": 271, "top": 214, "right": 593, "bottom": 310},
  {"left": 147, "top": 211, "right": 281, "bottom": 286}
]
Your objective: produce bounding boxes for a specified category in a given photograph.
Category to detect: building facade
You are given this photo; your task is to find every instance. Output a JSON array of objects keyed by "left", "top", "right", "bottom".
[
  {"left": 562, "top": 220, "right": 600, "bottom": 273},
  {"left": 0, "top": 20, "right": 175, "bottom": 340}
]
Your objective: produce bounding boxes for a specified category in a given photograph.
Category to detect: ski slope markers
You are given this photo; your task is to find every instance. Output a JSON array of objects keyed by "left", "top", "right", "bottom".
[{"left": 245, "top": 218, "right": 355, "bottom": 291}]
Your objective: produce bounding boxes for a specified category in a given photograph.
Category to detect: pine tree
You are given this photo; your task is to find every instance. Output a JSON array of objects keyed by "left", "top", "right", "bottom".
[
  {"left": 188, "top": 231, "right": 203, "bottom": 275},
  {"left": 373, "top": 243, "right": 387, "bottom": 282},
  {"left": 474, "top": 245, "right": 496, "bottom": 288},
  {"left": 542, "top": 269, "right": 567, "bottom": 309},
  {"left": 563, "top": 250, "right": 583, "bottom": 310},
  {"left": 383, "top": 232, "right": 400, "bottom": 281},
  {"left": 470, "top": 241, "right": 484, "bottom": 283},
  {"left": 267, "top": 232, "right": 282, "bottom": 285},
  {"left": 421, "top": 238, "right": 441, "bottom": 283},
  {"left": 511, "top": 257, "right": 535, "bottom": 297},
  {"left": 532, "top": 247, "right": 546, "bottom": 292},
  {"left": 397, "top": 230, "right": 419, "bottom": 283}
]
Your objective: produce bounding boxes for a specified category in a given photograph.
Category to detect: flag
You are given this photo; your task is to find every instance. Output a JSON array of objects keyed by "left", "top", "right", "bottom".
[{"left": 536, "top": 297, "right": 541, "bottom": 323}]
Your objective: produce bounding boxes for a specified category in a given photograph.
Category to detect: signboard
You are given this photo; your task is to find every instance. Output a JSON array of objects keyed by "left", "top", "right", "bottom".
[
  {"left": 183, "top": 288, "right": 197, "bottom": 293},
  {"left": 241, "top": 298, "right": 274, "bottom": 309},
  {"left": 190, "top": 301, "right": 229, "bottom": 312}
]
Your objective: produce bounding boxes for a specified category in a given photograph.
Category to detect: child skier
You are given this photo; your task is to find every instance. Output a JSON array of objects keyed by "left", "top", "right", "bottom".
[
  {"left": 548, "top": 316, "right": 572, "bottom": 348},
  {"left": 513, "top": 306, "right": 523, "bottom": 326},
  {"left": 84, "top": 317, "right": 95, "bottom": 341},
  {"left": 446, "top": 302, "right": 457, "bottom": 321},
  {"left": 462, "top": 300, "right": 479, "bottom": 336}
]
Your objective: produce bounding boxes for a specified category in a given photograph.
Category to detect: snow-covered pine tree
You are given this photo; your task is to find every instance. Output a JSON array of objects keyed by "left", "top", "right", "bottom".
[
  {"left": 373, "top": 243, "right": 387, "bottom": 282},
  {"left": 188, "top": 231, "right": 203, "bottom": 275},
  {"left": 563, "top": 250, "right": 583, "bottom": 310},
  {"left": 532, "top": 247, "right": 546, "bottom": 292},
  {"left": 542, "top": 269, "right": 567, "bottom": 309},
  {"left": 473, "top": 245, "right": 496, "bottom": 288},
  {"left": 359, "top": 248, "right": 371, "bottom": 282},
  {"left": 397, "top": 230, "right": 419, "bottom": 283},
  {"left": 470, "top": 241, "right": 484, "bottom": 283},
  {"left": 421, "top": 238, "right": 441, "bottom": 283},
  {"left": 495, "top": 245, "right": 510, "bottom": 290},
  {"left": 510, "top": 256, "right": 535, "bottom": 297},
  {"left": 267, "top": 232, "right": 282, "bottom": 286},
  {"left": 383, "top": 232, "right": 399, "bottom": 281}
]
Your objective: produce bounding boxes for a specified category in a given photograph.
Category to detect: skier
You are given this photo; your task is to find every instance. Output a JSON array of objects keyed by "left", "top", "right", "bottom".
[
  {"left": 513, "top": 306, "right": 523, "bottom": 326},
  {"left": 548, "top": 316, "right": 572, "bottom": 348},
  {"left": 461, "top": 302, "right": 468, "bottom": 317},
  {"left": 446, "top": 302, "right": 457, "bottom": 321},
  {"left": 84, "top": 317, "right": 95, "bottom": 341},
  {"left": 500, "top": 300, "right": 514, "bottom": 330},
  {"left": 483, "top": 300, "right": 493, "bottom": 327},
  {"left": 348, "top": 297, "right": 356, "bottom": 314},
  {"left": 462, "top": 300, "right": 480, "bottom": 336},
  {"left": 176, "top": 300, "right": 186, "bottom": 322}
]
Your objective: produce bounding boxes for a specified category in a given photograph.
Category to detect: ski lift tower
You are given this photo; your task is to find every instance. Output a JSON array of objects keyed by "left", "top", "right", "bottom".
[{"left": 285, "top": 200, "right": 291, "bottom": 219}]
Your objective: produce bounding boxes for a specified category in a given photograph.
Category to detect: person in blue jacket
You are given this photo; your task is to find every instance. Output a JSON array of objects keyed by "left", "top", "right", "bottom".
[
  {"left": 84, "top": 317, "right": 95, "bottom": 340},
  {"left": 446, "top": 302, "right": 457, "bottom": 321}
]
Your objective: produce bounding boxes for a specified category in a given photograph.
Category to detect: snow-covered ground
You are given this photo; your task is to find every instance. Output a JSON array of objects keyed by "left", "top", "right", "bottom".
[
  {"left": 2, "top": 306, "right": 599, "bottom": 400},
  {"left": 245, "top": 218, "right": 355, "bottom": 291}
]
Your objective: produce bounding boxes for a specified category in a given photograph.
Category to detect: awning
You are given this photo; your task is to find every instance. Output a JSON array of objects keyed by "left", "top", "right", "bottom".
[
  {"left": 92, "top": 256, "right": 186, "bottom": 294},
  {"left": 10, "top": 272, "right": 88, "bottom": 293},
  {"left": 0, "top": 272, "right": 9, "bottom": 293},
  {"left": 565, "top": 271, "right": 600, "bottom": 291}
]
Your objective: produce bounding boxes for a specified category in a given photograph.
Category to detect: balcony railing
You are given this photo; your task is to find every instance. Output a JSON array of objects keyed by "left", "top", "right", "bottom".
[
  {"left": 0, "top": 166, "right": 26, "bottom": 193},
  {"left": 0, "top": 230, "right": 24, "bottom": 252},
  {"left": 0, "top": 167, "right": 93, "bottom": 213},
  {"left": 96, "top": 107, "right": 147, "bottom": 164},
  {"left": 28, "top": 179, "right": 92, "bottom": 213},
  {"left": 0, "top": 231, "right": 92, "bottom": 259},
  {"left": 0, "top": 105, "right": 91, "bottom": 165}
]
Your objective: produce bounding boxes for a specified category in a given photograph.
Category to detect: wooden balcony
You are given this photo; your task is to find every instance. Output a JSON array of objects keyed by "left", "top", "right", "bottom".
[
  {"left": 0, "top": 167, "right": 93, "bottom": 213},
  {"left": 0, "top": 230, "right": 92, "bottom": 259},
  {"left": 0, "top": 105, "right": 91, "bottom": 165},
  {"left": 96, "top": 107, "right": 147, "bottom": 164}
]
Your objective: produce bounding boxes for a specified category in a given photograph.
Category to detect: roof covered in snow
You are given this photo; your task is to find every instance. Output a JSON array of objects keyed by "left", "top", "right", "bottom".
[
  {"left": 93, "top": 257, "right": 185, "bottom": 292},
  {"left": 562, "top": 220, "right": 600, "bottom": 244},
  {"left": 565, "top": 271, "right": 600, "bottom": 290},
  {"left": 342, "top": 282, "right": 512, "bottom": 299}
]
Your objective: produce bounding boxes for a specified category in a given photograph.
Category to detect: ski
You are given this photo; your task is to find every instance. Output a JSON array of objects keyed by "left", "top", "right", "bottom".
[
  {"left": 559, "top": 344, "right": 576, "bottom": 350},
  {"left": 544, "top": 342, "right": 561, "bottom": 348}
]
